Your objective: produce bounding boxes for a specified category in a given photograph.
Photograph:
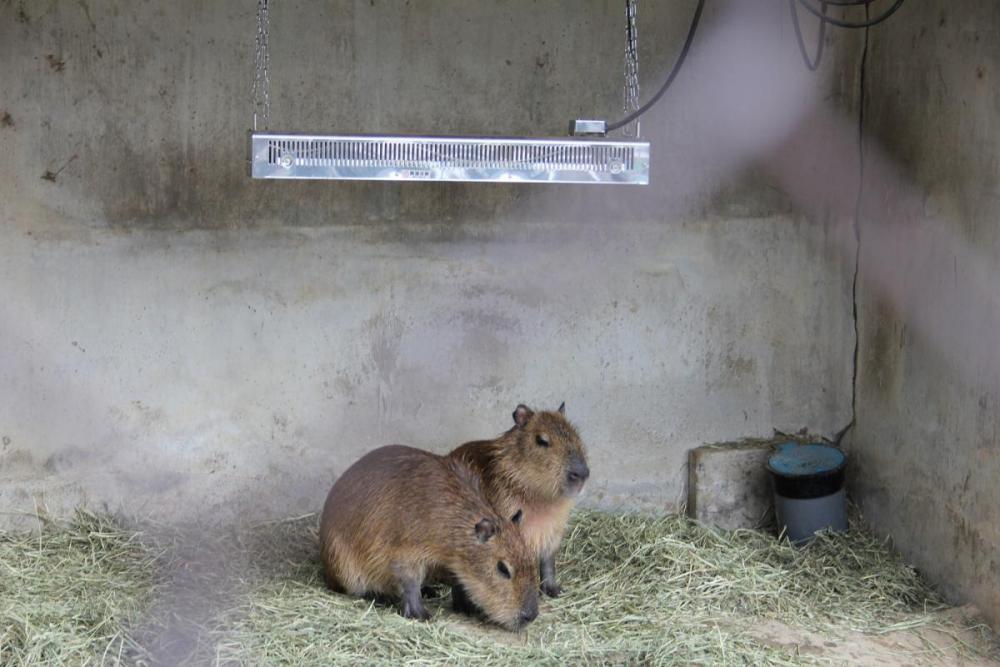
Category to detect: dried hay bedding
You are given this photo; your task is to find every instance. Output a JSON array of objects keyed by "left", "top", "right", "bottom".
[{"left": 0, "top": 509, "right": 996, "bottom": 665}]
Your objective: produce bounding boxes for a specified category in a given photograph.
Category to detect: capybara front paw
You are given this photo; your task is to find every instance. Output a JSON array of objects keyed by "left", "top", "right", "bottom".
[
  {"left": 541, "top": 580, "right": 562, "bottom": 598},
  {"left": 402, "top": 601, "right": 432, "bottom": 621}
]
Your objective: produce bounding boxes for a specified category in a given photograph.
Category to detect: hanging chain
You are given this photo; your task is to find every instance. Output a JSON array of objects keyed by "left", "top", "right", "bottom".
[
  {"left": 623, "top": 0, "right": 640, "bottom": 137},
  {"left": 252, "top": 0, "right": 270, "bottom": 131}
]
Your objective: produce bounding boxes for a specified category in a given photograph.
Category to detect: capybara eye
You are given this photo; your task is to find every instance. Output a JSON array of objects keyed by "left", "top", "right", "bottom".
[
  {"left": 536, "top": 434, "right": 550, "bottom": 447},
  {"left": 497, "top": 561, "right": 512, "bottom": 579},
  {"left": 511, "top": 509, "right": 523, "bottom": 524}
]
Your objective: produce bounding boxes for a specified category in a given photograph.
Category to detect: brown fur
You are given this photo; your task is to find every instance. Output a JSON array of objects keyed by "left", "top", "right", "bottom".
[
  {"left": 449, "top": 404, "right": 589, "bottom": 596},
  {"left": 319, "top": 445, "right": 539, "bottom": 630}
]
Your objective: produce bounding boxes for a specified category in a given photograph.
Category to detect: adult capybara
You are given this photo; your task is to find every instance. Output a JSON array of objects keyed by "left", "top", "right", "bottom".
[
  {"left": 319, "top": 445, "right": 539, "bottom": 630},
  {"left": 450, "top": 403, "right": 589, "bottom": 597}
]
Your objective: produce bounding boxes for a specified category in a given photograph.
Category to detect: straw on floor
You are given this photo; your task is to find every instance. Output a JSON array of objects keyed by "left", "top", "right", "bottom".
[
  {"left": 0, "top": 511, "right": 159, "bottom": 665},
  {"left": 1, "top": 509, "right": 996, "bottom": 665}
]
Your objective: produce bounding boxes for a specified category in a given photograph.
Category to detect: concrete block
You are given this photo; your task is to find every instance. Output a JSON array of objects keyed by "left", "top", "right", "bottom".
[{"left": 687, "top": 441, "right": 775, "bottom": 530}]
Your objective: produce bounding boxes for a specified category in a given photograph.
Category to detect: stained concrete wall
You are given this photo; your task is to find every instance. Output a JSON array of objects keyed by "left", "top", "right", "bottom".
[
  {"left": 1, "top": 1, "right": 856, "bottom": 525},
  {"left": 848, "top": 0, "right": 1000, "bottom": 627}
]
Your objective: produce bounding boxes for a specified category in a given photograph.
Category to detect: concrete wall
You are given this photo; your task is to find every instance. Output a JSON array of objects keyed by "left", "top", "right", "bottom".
[
  {"left": 0, "top": 1, "right": 856, "bottom": 525},
  {"left": 848, "top": 0, "right": 1000, "bottom": 627}
]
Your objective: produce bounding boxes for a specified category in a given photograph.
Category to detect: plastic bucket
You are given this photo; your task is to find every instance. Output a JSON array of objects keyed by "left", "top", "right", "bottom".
[{"left": 766, "top": 442, "right": 847, "bottom": 544}]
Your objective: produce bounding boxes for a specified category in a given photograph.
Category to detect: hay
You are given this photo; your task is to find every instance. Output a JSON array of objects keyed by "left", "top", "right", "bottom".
[
  {"left": 0, "top": 510, "right": 159, "bottom": 665},
  {"left": 1, "top": 509, "right": 997, "bottom": 666},
  {"left": 209, "top": 511, "right": 997, "bottom": 666}
]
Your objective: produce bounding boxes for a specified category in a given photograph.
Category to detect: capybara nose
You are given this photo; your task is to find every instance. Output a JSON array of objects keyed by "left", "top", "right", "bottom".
[
  {"left": 567, "top": 460, "right": 590, "bottom": 484},
  {"left": 519, "top": 599, "right": 539, "bottom": 625}
]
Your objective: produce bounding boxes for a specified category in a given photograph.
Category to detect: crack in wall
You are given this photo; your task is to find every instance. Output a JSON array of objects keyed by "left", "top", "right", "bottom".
[{"left": 836, "top": 11, "right": 869, "bottom": 447}]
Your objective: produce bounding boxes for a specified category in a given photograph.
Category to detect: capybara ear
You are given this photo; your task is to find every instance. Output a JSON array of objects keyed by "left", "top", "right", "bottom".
[
  {"left": 475, "top": 518, "right": 497, "bottom": 543},
  {"left": 511, "top": 509, "right": 523, "bottom": 525},
  {"left": 512, "top": 404, "right": 534, "bottom": 428},
  {"left": 558, "top": 401, "right": 566, "bottom": 415}
]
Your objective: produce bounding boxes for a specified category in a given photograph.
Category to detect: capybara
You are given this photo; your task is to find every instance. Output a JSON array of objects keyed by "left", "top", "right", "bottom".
[
  {"left": 450, "top": 403, "right": 589, "bottom": 597},
  {"left": 319, "top": 445, "right": 539, "bottom": 630}
]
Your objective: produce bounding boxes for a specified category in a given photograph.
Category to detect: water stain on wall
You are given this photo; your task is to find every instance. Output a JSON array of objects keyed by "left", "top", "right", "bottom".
[{"left": 366, "top": 310, "right": 406, "bottom": 431}]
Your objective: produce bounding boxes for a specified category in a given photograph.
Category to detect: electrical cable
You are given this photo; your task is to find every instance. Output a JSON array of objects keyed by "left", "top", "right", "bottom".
[
  {"left": 790, "top": 0, "right": 827, "bottom": 71},
  {"left": 795, "top": 0, "right": 905, "bottom": 29},
  {"left": 835, "top": 0, "right": 869, "bottom": 448},
  {"left": 606, "top": 0, "right": 706, "bottom": 132},
  {"left": 602, "top": 0, "right": 902, "bottom": 129}
]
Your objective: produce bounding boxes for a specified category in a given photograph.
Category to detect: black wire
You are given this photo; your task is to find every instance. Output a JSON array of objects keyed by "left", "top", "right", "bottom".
[
  {"left": 606, "top": 0, "right": 706, "bottom": 133},
  {"left": 795, "top": 0, "right": 905, "bottom": 28},
  {"left": 835, "top": 0, "right": 869, "bottom": 448},
  {"left": 603, "top": 0, "right": 899, "bottom": 131},
  {"left": 790, "top": 0, "right": 827, "bottom": 71}
]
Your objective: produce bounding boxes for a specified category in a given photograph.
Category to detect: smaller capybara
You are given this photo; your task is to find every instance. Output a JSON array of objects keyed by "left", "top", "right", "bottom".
[
  {"left": 319, "top": 445, "right": 539, "bottom": 630},
  {"left": 450, "top": 403, "right": 589, "bottom": 598}
]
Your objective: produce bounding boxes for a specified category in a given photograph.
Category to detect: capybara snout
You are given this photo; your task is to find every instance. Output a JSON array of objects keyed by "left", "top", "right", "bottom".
[
  {"left": 566, "top": 456, "right": 590, "bottom": 490},
  {"left": 518, "top": 591, "right": 539, "bottom": 628}
]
